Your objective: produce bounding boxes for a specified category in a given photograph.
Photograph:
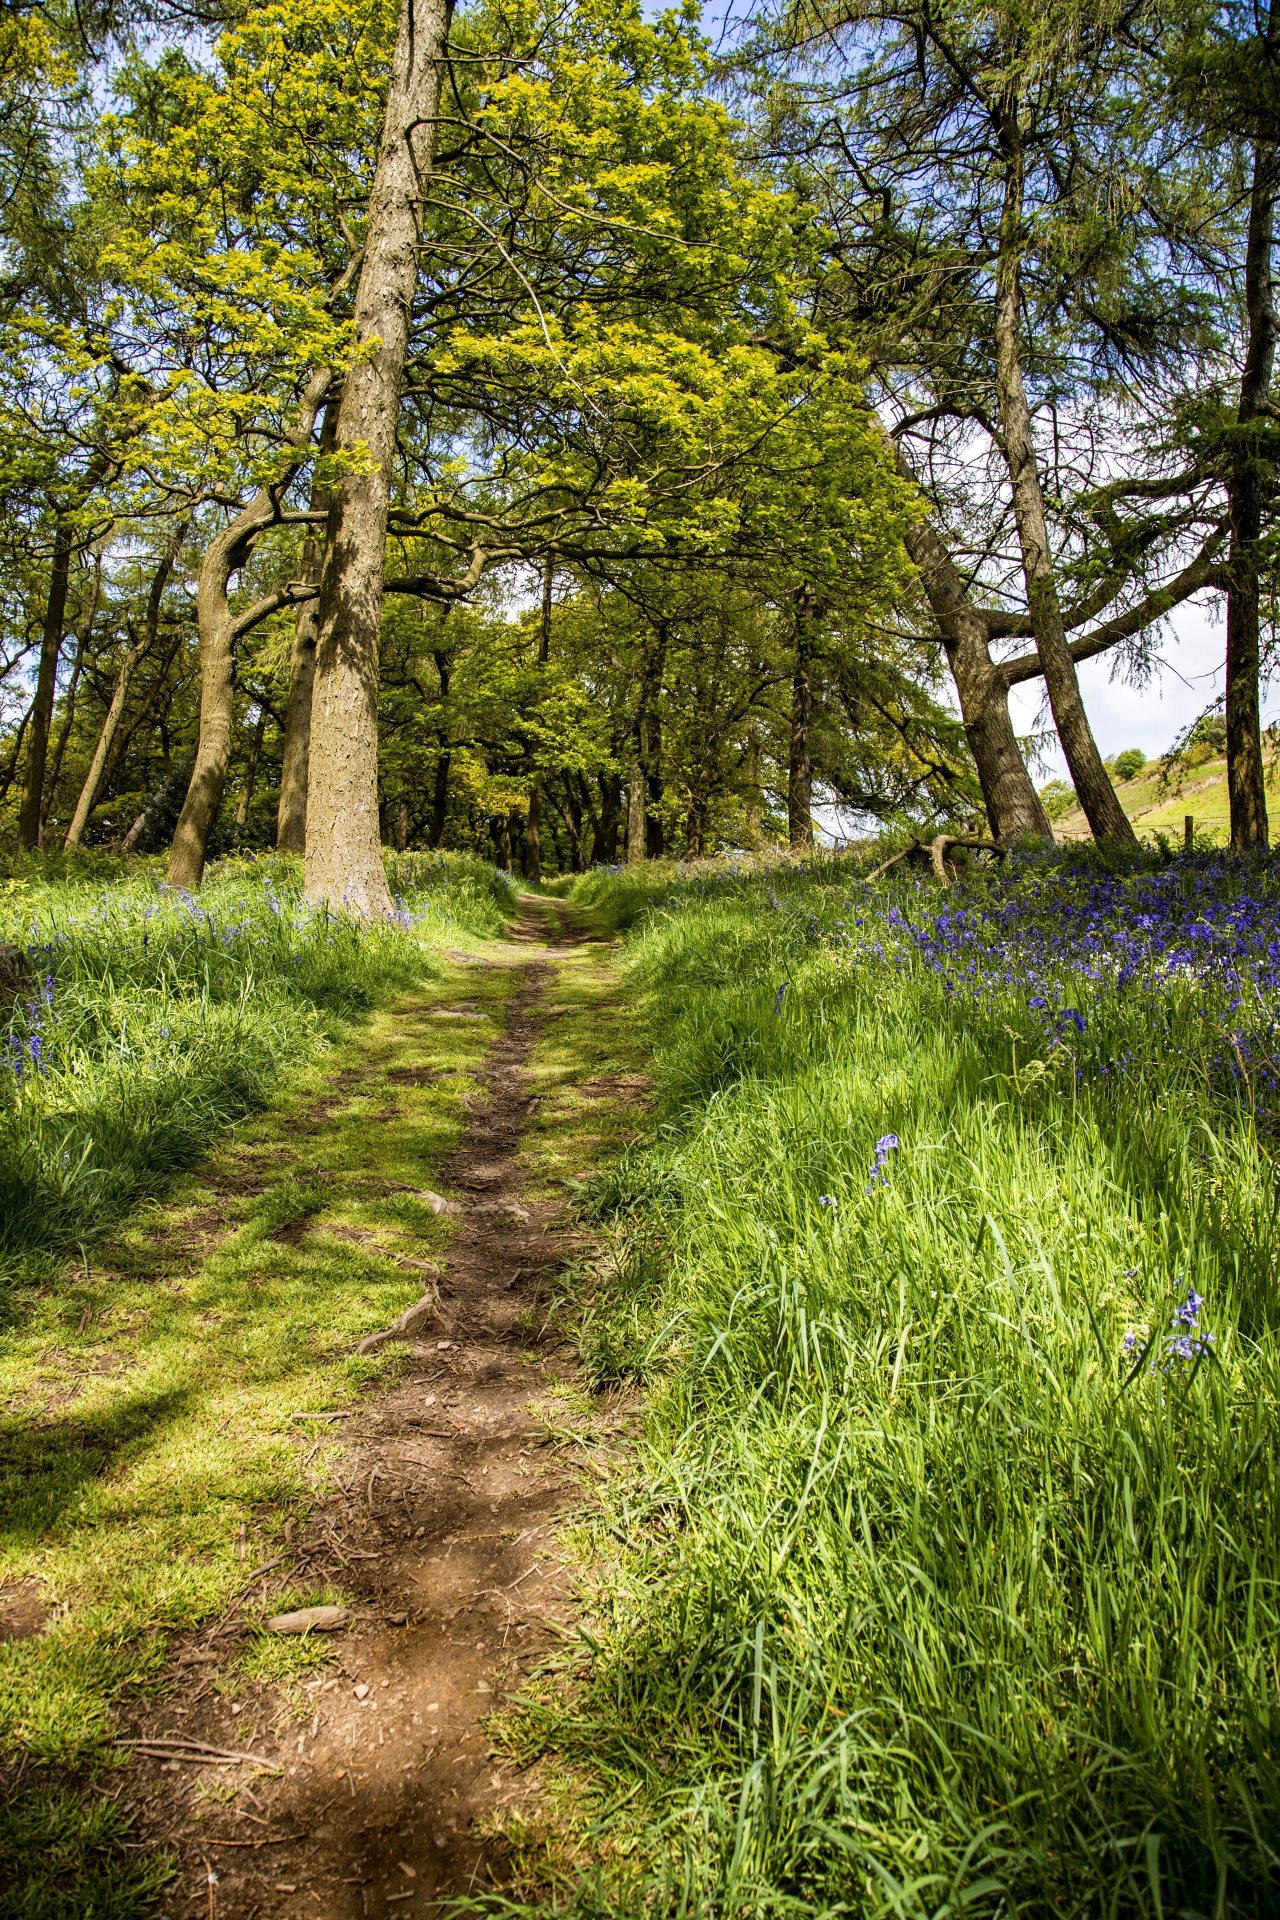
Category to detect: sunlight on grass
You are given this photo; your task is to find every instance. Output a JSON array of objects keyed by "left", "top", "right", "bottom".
[{"left": 500, "top": 847, "right": 1280, "bottom": 1918}]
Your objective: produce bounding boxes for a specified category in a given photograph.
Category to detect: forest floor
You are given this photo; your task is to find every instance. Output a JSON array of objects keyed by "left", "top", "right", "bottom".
[{"left": 1, "top": 891, "right": 650, "bottom": 1920}]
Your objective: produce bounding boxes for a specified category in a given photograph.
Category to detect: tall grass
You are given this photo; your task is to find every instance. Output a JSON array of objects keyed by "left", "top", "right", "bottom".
[
  {"left": 0, "top": 849, "right": 514, "bottom": 1277},
  {"left": 536, "top": 850, "right": 1280, "bottom": 1917}
]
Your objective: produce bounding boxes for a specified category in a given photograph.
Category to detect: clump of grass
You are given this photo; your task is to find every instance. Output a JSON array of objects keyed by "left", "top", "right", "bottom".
[
  {"left": 0, "top": 1783, "right": 170, "bottom": 1919},
  {"left": 530, "top": 849, "right": 1280, "bottom": 1916},
  {"left": 0, "top": 850, "right": 512, "bottom": 1277}
]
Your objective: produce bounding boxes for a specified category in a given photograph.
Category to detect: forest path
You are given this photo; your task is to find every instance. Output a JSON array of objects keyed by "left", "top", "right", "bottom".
[{"left": 144, "top": 892, "right": 641, "bottom": 1920}]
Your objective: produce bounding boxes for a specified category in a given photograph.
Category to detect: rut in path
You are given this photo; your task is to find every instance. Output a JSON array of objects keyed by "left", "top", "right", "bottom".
[{"left": 143, "top": 894, "right": 615, "bottom": 1919}]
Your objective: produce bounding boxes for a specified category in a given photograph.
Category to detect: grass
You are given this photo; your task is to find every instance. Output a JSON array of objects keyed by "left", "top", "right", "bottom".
[
  {"left": 488, "top": 848, "right": 1280, "bottom": 1918},
  {"left": 0, "top": 848, "right": 517, "bottom": 1914},
  {"left": 0, "top": 1783, "right": 170, "bottom": 1919},
  {"left": 0, "top": 847, "right": 514, "bottom": 1278},
  {"left": 1053, "top": 751, "right": 1280, "bottom": 847}
]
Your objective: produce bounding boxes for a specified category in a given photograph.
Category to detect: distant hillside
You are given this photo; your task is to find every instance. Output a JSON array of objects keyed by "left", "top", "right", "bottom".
[{"left": 1052, "top": 755, "right": 1235, "bottom": 846}]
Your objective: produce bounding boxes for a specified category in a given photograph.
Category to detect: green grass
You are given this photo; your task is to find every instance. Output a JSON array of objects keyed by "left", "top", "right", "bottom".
[
  {"left": 0, "top": 849, "right": 517, "bottom": 1915},
  {"left": 0, "top": 1784, "right": 170, "bottom": 1919},
  {"left": 1053, "top": 752, "right": 1280, "bottom": 847},
  {"left": 493, "top": 850, "right": 1280, "bottom": 1918},
  {"left": 0, "top": 848, "right": 514, "bottom": 1278}
]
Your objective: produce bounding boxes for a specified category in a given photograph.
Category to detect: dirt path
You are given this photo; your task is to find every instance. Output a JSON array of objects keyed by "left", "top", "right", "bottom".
[{"left": 142, "top": 894, "right": 617, "bottom": 1919}]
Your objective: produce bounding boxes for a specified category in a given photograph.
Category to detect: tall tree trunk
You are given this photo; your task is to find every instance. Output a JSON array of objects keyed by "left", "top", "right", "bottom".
[
  {"left": 524, "top": 787, "right": 542, "bottom": 883},
  {"left": 277, "top": 395, "right": 339, "bottom": 854},
  {"left": 993, "top": 125, "right": 1135, "bottom": 845},
  {"left": 277, "top": 581, "right": 318, "bottom": 855},
  {"left": 19, "top": 520, "right": 73, "bottom": 851},
  {"left": 169, "top": 373, "right": 331, "bottom": 889},
  {"left": 1227, "top": 134, "right": 1278, "bottom": 850},
  {"left": 304, "top": 0, "right": 448, "bottom": 918},
  {"left": 232, "top": 709, "right": 267, "bottom": 845},
  {"left": 65, "top": 525, "right": 187, "bottom": 850},
  {"left": 897, "top": 455, "right": 1050, "bottom": 841},
  {"left": 626, "top": 749, "right": 646, "bottom": 863},
  {"left": 42, "top": 557, "right": 101, "bottom": 836},
  {"left": 396, "top": 796, "right": 409, "bottom": 850},
  {"left": 596, "top": 769, "right": 621, "bottom": 863},
  {"left": 788, "top": 599, "right": 815, "bottom": 849}
]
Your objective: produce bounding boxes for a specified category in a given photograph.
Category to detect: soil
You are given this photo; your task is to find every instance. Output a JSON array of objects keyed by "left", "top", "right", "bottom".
[{"left": 127, "top": 895, "right": 611, "bottom": 1919}]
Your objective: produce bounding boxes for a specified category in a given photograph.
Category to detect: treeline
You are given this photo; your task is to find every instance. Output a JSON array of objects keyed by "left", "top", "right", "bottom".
[{"left": 0, "top": 0, "right": 1275, "bottom": 903}]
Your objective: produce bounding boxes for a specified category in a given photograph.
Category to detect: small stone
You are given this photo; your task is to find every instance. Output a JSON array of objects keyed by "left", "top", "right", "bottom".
[
  {"left": 353, "top": 1682, "right": 369, "bottom": 1699},
  {"left": 420, "top": 1190, "right": 459, "bottom": 1215},
  {"left": 265, "top": 1605, "right": 350, "bottom": 1635}
]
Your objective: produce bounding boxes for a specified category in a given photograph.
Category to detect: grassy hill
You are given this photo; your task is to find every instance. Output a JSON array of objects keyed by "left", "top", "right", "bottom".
[{"left": 1052, "top": 752, "right": 1258, "bottom": 845}]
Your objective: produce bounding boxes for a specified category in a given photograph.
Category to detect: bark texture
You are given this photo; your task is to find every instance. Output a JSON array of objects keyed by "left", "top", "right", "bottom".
[
  {"left": 626, "top": 751, "right": 646, "bottom": 863},
  {"left": 277, "top": 397, "right": 338, "bottom": 854},
  {"left": 901, "top": 508, "right": 1052, "bottom": 841},
  {"left": 993, "top": 126, "right": 1135, "bottom": 844},
  {"left": 304, "top": 0, "right": 448, "bottom": 917},
  {"left": 1226, "top": 135, "right": 1278, "bottom": 850},
  {"left": 169, "top": 371, "right": 332, "bottom": 889},
  {"left": 19, "top": 521, "right": 73, "bottom": 851}
]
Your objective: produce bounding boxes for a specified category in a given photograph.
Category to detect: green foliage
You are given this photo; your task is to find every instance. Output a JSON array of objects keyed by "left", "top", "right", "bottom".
[
  {"left": 1038, "top": 776, "right": 1077, "bottom": 818},
  {"left": 532, "top": 852, "right": 1280, "bottom": 1915},
  {"left": 1113, "top": 747, "right": 1147, "bottom": 782}
]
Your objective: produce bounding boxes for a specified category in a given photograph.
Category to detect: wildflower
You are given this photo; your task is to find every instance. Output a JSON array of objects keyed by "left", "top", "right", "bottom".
[
  {"left": 774, "top": 983, "right": 787, "bottom": 1014},
  {"left": 866, "top": 1133, "right": 900, "bottom": 1192},
  {"left": 818, "top": 1194, "right": 837, "bottom": 1208}
]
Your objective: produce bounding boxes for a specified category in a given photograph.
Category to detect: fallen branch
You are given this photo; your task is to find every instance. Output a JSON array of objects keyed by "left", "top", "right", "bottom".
[
  {"left": 114, "top": 1736, "right": 280, "bottom": 1770},
  {"left": 867, "top": 833, "right": 1006, "bottom": 889}
]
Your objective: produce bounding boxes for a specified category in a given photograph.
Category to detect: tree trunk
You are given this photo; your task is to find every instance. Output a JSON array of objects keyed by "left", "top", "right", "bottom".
[
  {"left": 304, "top": 0, "right": 448, "bottom": 918},
  {"left": 396, "top": 796, "right": 409, "bottom": 850},
  {"left": 169, "top": 371, "right": 331, "bottom": 889},
  {"left": 597, "top": 769, "right": 621, "bottom": 863},
  {"left": 19, "top": 520, "right": 73, "bottom": 851},
  {"left": 277, "top": 396, "right": 339, "bottom": 854},
  {"left": 232, "top": 709, "right": 267, "bottom": 845},
  {"left": 276, "top": 584, "right": 318, "bottom": 855},
  {"left": 993, "top": 126, "right": 1135, "bottom": 845},
  {"left": 524, "top": 785, "right": 542, "bottom": 883},
  {"left": 1226, "top": 135, "right": 1278, "bottom": 850},
  {"left": 42, "top": 558, "right": 101, "bottom": 836},
  {"left": 788, "top": 599, "right": 815, "bottom": 849},
  {"left": 626, "top": 749, "right": 646, "bottom": 863},
  {"left": 65, "top": 525, "right": 186, "bottom": 850},
  {"left": 897, "top": 453, "right": 1050, "bottom": 841}
]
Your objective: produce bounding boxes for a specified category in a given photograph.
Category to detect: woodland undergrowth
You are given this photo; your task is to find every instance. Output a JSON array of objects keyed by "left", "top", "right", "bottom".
[
  {"left": 0, "top": 849, "right": 514, "bottom": 1280},
  {"left": 506, "top": 846, "right": 1280, "bottom": 1919}
]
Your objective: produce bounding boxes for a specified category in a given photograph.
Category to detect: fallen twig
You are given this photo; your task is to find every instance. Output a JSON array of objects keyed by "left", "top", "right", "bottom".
[{"left": 114, "top": 1736, "right": 280, "bottom": 1770}]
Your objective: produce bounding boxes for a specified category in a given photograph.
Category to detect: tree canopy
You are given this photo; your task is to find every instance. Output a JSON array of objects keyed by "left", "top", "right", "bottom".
[{"left": 0, "top": 0, "right": 1273, "bottom": 883}]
